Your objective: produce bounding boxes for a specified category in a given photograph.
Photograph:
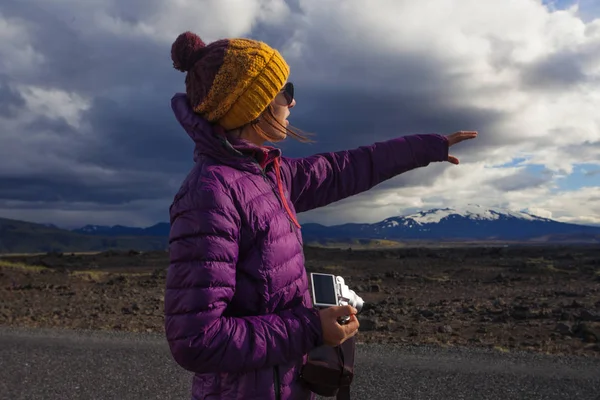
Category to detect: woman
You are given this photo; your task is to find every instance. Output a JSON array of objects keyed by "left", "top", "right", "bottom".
[{"left": 165, "top": 32, "right": 477, "bottom": 400}]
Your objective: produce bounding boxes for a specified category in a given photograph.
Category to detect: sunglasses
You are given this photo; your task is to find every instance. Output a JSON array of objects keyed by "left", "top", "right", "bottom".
[
  {"left": 281, "top": 82, "right": 294, "bottom": 105},
  {"left": 249, "top": 82, "right": 295, "bottom": 125}
]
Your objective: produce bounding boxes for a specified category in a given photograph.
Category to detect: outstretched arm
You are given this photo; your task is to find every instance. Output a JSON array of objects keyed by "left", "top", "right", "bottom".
[
  {"left": 280, "top": 134, "right": 449, "bottom": 213},
  {"left": 164, "top": 181, "right": 323, "bottom": 374}
]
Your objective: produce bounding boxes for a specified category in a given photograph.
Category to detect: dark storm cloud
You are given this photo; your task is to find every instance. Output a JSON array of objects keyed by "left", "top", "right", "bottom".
[
  {"left": 0, "top": 172, "right": 176, "bottom": 204},
  {"left": 0, "top": 0, "right": 176, "bottom": 92},
  {"left": 278, "top": 82, "right": 500, "bottom": 194},
  {"left": 520, "top": 36, "right": 600, "bottom": 91},
  {"left": 0, "top": 0, "right": 194, "bottom": 210},
  {"left": 0, "top": 80, "right": 25, "bottom": 117},
  {"left": 489, "top": 169, "right": 552, "bottom": 192},
  {"left": 2, "top": 97, "right": 186, "bottom": 206},
  {"left": 3, "top": 0, "right": 596, "bottom": 227},
  {"left": 0, "top": 1, "right": 95, "bottom": 90},
  {"left": 22, "top": 115, "right": 79, "bottom": 142},
  {"left": 280, "top": 86, "right": 502, "bottom": 156},
  {"left": 0, "top": 0, "right": 501, "bottom": 222},
  {"left": 521, "top": 51, "right": 587, "bottom": 90},
  {"left": 80, "top": 93, "right": 193, "bottom": 172}
]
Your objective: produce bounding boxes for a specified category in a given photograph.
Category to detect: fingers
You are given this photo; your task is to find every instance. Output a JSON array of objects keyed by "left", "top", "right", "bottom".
[
  {"left": 320, "top": 306, "right": 360, "bottom": 346},
  {"left": 447, "top": 130, "right": 478, "bottom": 147},
  {"left": 341, "top": 326, "right": 359, "bottom": 343},
  {"left": 446, "top": 130, "right": 477, "bottom": 164},
  {"left": 335, "top": 316, "right": 359, "bottom": 345},
  {"left": 342, "top": 315, "right": 359, "bottom": 334},
  {"left": 453, "top": 130, "right": 478, "bottom": 138},
  {"left": 331, "top": 305, "right": 357, "bottom": 318},
  {"left": 448, "top": 155, "right": 460, "bottom": 165}
]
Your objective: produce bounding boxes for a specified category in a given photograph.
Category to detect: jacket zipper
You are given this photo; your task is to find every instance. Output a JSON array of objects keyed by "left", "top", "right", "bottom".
[
  {"left": 259, "top": 164, "right": 299, "bottom": 233},
  {"left": 256, "top": 160, "right": 303, "bottom": 246},
  {"left": 274, "top": 366, "right": 281, "bottom": 400}
]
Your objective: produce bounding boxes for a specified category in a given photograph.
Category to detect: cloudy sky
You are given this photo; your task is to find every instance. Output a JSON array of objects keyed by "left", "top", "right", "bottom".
[{"left": 1, "top": 0, "right": 599, "bottom": 229}]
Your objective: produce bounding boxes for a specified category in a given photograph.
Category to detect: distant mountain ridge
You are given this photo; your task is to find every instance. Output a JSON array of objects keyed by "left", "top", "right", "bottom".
[
  {"left": 73, "top": 223, "right": 170, "bottom": 237},
  {"left": 0, "top": 217, "right": 167, "bottom": 254},
  {"left": 69, "top": 204, "right": 600, "bottom": 243},
  {"left": 1, "top": 205, "right": 599, "bottom": 253},
  {"left": 300, "top": 205, "right": 600, "bottom": 242}
]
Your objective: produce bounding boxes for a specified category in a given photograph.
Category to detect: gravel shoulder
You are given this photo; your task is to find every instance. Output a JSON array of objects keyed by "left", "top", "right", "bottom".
[{"left": 1, "top": 326, "right": 599, "bottom": 400}]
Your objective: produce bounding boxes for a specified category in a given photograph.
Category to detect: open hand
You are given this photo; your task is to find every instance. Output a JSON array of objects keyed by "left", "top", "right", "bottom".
[{"left": 445, "top": 131, "right": 478, "bottom": 164}]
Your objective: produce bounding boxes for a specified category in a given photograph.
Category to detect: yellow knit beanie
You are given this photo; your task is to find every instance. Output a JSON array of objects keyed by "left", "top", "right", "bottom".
[{"left": 171, "top": 32, "right": 290, "bottom": 130}]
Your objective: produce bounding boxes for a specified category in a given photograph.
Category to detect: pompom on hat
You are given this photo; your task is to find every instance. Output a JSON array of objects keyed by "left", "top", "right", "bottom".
[{"left": 171, "top": 31, "right": 290, "bottom": 131}]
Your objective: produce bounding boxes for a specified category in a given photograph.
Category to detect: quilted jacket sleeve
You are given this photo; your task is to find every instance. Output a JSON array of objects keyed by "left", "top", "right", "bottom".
[
  {"left": 164, "top": 180, "right": 323, "bottom": 375},
  {"left": 280, "top": 134, "right": 449, "bottom": 213}
]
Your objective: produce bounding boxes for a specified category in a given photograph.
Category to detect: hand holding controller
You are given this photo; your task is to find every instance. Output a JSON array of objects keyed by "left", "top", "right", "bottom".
[
  {"left": 310, "top": 273, "right": 364, "bottom": 346},
  {"left": 318, "top": 305, "right": 359, "bottom": 346}
]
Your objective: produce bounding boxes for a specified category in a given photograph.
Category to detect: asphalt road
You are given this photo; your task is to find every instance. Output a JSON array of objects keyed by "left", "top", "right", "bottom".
[{"left": 1, "top": 326, "right": 599, "bottom": 400}]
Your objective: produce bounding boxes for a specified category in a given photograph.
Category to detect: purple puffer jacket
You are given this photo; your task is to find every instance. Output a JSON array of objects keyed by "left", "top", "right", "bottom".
[{"left": 165, "top": 93, "right": 449, "bottom": 400}]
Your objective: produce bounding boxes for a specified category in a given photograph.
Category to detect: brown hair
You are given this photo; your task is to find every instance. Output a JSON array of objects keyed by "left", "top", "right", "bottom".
[{"left": 251, "top": 104, "right": 315, "bottom": 143}]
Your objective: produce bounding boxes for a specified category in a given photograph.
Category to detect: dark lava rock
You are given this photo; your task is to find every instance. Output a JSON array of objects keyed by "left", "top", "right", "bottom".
[
  {"left": 370, "top": 284, "right": 381, "bottom": 293},
  {"left": 569, "top": 300, "right": 585, "bottom": 309},
  {"left": 579, "top": 310, "right": 600, "bottom": 322},
  {"left": 511, "top": 308, "right": 531, "bottom": 320},
  {"left": 438, "top": 325, "right": 453, "bottom": 334},
  {"left": 492, "top": 313, "right": 509, "bottom": 323},
  {"left": 573, "top": 323, "right": 599, "bottom": 343},
  {"left": 359, "top": 317, "right": 379, "bottom": 331},
  {"left": 555, "top": 291, "right": 579, "bottom": 298},
  {"left": 554, "top": 323, "right": 572, "bottom": 336},
  {"left": 560, "top": 311, "right": 574, "bottom": 321}
]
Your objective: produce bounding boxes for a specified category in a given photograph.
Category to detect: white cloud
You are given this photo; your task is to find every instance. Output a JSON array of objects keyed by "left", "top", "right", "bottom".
[
  {"left": 300, "top": 159, "right": 599, "bottom": 227},
  {"left": 32, "top": 0, "right": 290, "bottom": 43},
  {"left": 523, "top": 207, "right": 554, "bottom": 219},
  {"left": 1, "top": 0, "right": 600, "bottom": 229},
  {"left": 18, "top": 85, "right": 90, "bottom": 128},
  {"left": 290, "top": 0, "right": 600, "bottom": 225},
  {"left": 289, "top": 0, "right": 600, "bottom": 162},
  {"left": 535, "top": 186, "right": 600, "bottom": 224},
  {"left": 0, "top": 13, "right": 45, "bottom": 76}
]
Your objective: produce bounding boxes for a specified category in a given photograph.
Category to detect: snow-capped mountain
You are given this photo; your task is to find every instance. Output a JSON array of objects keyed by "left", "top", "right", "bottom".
[
  {"left": 300, "top": 205, "right": 600, "bottom": 242},
  {"left": 69, "top": 205, "right": 600, "bottom": 243},
  {"left": 389, "top": 205, "right": 549, "bottom": 225}
]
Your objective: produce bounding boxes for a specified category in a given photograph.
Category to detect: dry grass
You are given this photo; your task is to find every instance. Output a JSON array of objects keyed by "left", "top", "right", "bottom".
[
  {"left": 0, "top": 261, "right": 152, "bottom": 282},
  {"left": 368, "top": 239, "right": 406, "bottom": 248},
  {"left": 69, "top": 270, "right": 152, "bottom": 281},
  {"left": 493, "top": 346, "right": 510, "bottom": 353},
  {"left": 307, "top": 239, "right": 406, "bottom": 250},
  {"left": 524, "top": 258, "right": 576, "bottom": 274},
  {"left": 0, "top": 251, "right": 101, "bottom": 257},
  {"left": 69, "top": 270, "right": 111, "bottom": 281},
  {"left": 423, "top": 275, "right": 450, "bottom": 283},
  {"left": 0, "top": 259, "right": 48, "bottom": 272}
]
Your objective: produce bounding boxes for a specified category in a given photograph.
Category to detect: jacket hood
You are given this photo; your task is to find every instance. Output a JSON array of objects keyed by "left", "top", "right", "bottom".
[{"left": 171, "top": 93, "right": 281, "bottom": 173}]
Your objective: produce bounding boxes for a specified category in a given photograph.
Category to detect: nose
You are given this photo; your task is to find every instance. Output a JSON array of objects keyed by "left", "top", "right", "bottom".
[{"left": 288, "top": 98, "right": 296, "bottom": 108}]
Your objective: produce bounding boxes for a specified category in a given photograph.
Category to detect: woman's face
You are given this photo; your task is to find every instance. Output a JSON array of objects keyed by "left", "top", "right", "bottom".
[{"left": 257, "top": 82, "right": 295, "bottom": 142}]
